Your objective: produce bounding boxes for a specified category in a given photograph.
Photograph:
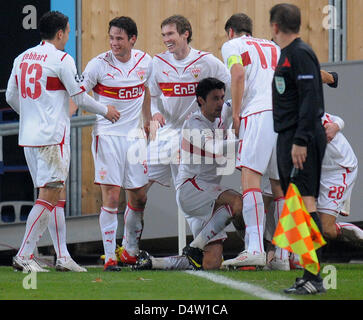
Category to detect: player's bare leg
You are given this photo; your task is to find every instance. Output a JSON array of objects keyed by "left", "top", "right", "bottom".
[
  {"left": 319, "top": 212, "right": 363, "bottom": 244},
  {"left": 184, "top": 190, "right": 242, "bottom": 270},
  {"left": 203, "top": 241, "right": 224, "bottom": 270},
  {"left": 121, "top": 186, "right": 147, "bottom": 264},
  {"left": 188, "top": 190, "right": 241, "bottom": 250},
  {"left": 100, "top": 185, "right": 120, "bottom": 271},
  {"left": 319, "top": 213, "right": 337, "bottom": 240}
]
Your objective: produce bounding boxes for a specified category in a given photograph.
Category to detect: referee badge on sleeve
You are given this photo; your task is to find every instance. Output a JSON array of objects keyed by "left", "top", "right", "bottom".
[{"left": 275, "top": 76, "right": 286, "bottom": 94}]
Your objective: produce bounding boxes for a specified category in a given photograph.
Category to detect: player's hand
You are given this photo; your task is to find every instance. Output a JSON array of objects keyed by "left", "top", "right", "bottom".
[
  {"left": 232, "top": 116, "right": 240, "bottom": 138},
  {"left": 291, "top": 144, "right": 307, "bottom": 170},
  {"left": 143, "top": 119, "right": 151, "bottom": 140},
  {"left": 149, "top": 112, "right": 165, "bottom": 141},
  {"left": 152, "top": 112, "right": 166, "bottom": 127},
  {"left": 324, "top": 122, "right": 340, "bottom": 143},
  {"left": 105, "top": 105, "right": 120, "bottom": 123}
]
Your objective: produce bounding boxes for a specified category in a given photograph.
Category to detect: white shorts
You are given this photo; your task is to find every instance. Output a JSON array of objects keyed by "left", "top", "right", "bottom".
[
  {"left": 147, "top": 134, "right": 180, "bottom": 187},
  {"left": 147, "top": 163, "right": 179, "bottom": 187},
  {"left": 176, "top": 177, "right": 229, "bottom": 242},
  {"left": 317, "top": 166, "right": 358, "bottom": 217},
  {"left": 92, "top": 134, "right": 148, "bottom": 189},
  {"left": 237, "top": 110, "right": 279, "bottom": 180},
  {"left": 24, "top": 143, "right": 70, "bottom": 188}
]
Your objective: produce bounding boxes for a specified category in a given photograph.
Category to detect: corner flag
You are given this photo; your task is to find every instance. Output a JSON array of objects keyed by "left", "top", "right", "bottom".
[{"left": 272, "top": 181, "right": 326, "bottom": 275}]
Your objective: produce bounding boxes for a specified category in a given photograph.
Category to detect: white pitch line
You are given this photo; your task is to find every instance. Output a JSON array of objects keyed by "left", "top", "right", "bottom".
[{"left": 184, "top": 270, "right": 294, "bottom": 300}]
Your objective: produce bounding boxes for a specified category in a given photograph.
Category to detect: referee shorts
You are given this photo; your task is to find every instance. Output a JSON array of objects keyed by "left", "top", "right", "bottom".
[{"left": 276, "top": 124, "right": 326, "bottom": 198}]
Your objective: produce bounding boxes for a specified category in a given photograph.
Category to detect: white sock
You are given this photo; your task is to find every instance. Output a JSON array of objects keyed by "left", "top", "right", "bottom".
[
  {"left": 151, "top": 256, "right": 192, "bottom": 270},
  {"left": 190, "top": 205, "right": 232, "bottom": 250},
  {"left": 273, "top": 197, "right": 289, "bottom": 260},
  {"left": 17, "top": 199, "right": 54, "bottom": 260},
  {"left": 244, "top": 233, "right": 249, "bottom": 251},
  {"left": 99, "top": 207, "right": 118, "bottom": 262},
  {"left": 48, "top": 200, "right": 71, "bottom": 262},
  {"left": 243, "top": 189, "right": 265, "bottom": 254},
  {"left": 122, "top": 203, "right": 144, "bottom": 256}
]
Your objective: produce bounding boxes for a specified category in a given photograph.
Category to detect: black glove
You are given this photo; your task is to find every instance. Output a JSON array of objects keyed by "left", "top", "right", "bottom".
[{"left": 327, "top": 71, "right": 338, "bottom": 88}]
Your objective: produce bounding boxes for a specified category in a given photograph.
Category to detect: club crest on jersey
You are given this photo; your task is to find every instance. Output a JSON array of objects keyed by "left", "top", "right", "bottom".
[
  {"left": 99, "top": 168, "right": 107, "bottom": 180},
  {"left": 137, "top": 69, "right": 146, "bottom": 80},
  {"left": 190, "top": 66, "right": 201, "bottom": 79},
  {"left": 275, "top": 76, "right": 286, "bottom": 94}
]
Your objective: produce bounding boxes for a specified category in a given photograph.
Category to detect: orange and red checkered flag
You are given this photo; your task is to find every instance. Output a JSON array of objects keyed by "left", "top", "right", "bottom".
[{"left": 272, "top": 182, "right": 326, "bottom": 275}]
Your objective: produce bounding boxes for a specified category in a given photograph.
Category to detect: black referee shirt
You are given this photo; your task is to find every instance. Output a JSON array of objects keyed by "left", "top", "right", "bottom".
[{"left": 272, "top": 38, "right": 325, "bottom": 146}]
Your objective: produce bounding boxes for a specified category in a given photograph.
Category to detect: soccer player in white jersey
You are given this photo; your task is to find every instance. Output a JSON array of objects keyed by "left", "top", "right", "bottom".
[
  {"left": 220, "top": 13, "right": 285, "bottom": 269},
  {"left": 81, "top": 17, "right": 152, "bottom": 271},
  {"left": 317, "top": 113, "right": 362, "bottom": 243},
  {"left": 147, "top": 15, "right": 230, "bottom": 190},
  {"left": 173, "top": 77, "right": 241, "bottom": 270},
  {"left": 5, "top": 11, "right": 120, "bottom": 272}
]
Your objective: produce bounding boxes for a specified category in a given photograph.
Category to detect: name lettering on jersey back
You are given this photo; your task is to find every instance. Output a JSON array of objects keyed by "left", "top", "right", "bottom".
[
  {"left": 93, "top": 83, "right": 145, "bottom": 100},
  {"left": 159, "top": 82, "right": 198, "bottom": 97},
  {"left": 22, "top": 52, "right": 47, "bottom": 63}
]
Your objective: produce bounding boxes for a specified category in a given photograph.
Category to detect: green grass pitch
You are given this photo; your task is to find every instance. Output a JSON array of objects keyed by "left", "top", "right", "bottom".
[{"left": 0, "top": 263, "right": 362, "bottom": 300}]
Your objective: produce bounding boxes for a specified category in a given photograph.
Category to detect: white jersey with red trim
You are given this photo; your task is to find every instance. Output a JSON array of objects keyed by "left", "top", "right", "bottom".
[
  {"left": 221, "top": 35, "right": 280, "bottom": 117},
  {"left": 149, "top": 48, "right": 230, "bottom": 131},
  {"left": 6, "top": 41, "right": 84, "bottom": 146},
  {"left": 175, "top": 108, "right": 235, "bottom": 189},
  {"left": 82, "top": 49, "right": 152, "bottom": 137},
  {"left": 322, "top": 113, "right": 357, "bottom": 170}
]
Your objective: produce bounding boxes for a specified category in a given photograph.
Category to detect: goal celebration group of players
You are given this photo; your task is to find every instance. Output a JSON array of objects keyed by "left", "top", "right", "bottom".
[{"left": 6, "top": 3, "right": 363, "bottom": 295}]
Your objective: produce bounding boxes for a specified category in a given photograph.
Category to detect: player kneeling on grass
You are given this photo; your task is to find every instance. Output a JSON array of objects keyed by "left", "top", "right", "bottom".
[{"left": 136, "top": 77, "right": 241, "bottom": 270}]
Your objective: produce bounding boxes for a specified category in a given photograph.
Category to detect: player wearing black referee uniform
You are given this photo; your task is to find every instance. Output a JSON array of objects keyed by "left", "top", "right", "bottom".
[{"left": 270, "top": 3, "right": 326, "bottom": 295}]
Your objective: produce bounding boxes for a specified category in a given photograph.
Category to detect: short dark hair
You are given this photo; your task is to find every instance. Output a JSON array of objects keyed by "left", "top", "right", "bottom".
[
  {"left": 39, "top": 11, "right": 69, "bottom": 40},
  {"left": 225, "top": 13, "right": 253, "bottom": 36},
  {"left": 270, "top": 3, "right": 301, "bottom": 34},
  {"left": 108, "top": 16, "right": 138, "bottom": 39},
  {"left": 196, "top": 78, "right": 225, "bottom": 107},
  {"left": 161, "top": 15, "right": 192, "bottom": 43}
]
